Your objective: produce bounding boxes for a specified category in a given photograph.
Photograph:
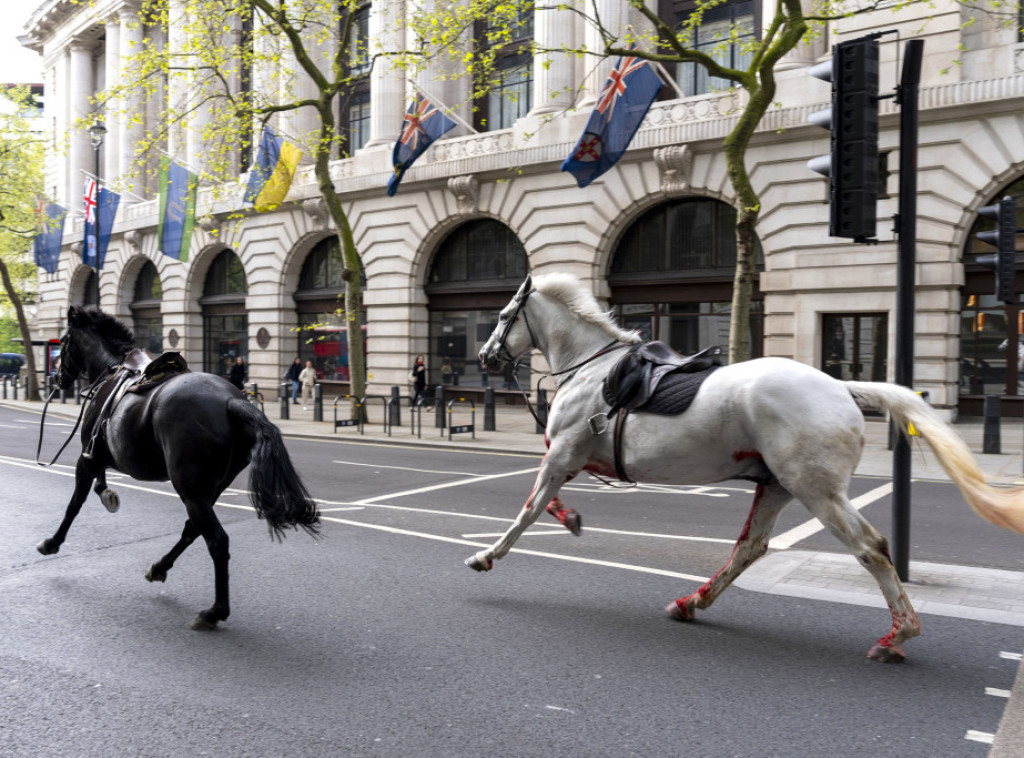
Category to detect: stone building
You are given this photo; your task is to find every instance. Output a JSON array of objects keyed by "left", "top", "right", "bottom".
[{"left": 19, "top": 0, "right": 1024, "bottom": 419}]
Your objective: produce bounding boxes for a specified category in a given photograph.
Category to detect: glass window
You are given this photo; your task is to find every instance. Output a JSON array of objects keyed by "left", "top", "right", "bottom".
[
  {"left": 131, "top": 261, "right": 163, "bottom": 355},
  {"left": 338, "top": 3, "right": 371, "bottom": 156},
  {"left": 203, "top": 250, "right": 247, "bottom": 296},
  {"left": 297, "top": 309, "right": 366, "bottom": 382},
  {"left": 428, "top": 309, "right": 530, "bottom": 388},
  {"left": 429, "top": 219, "right": 528, "bottom": 286},
  {"left": 299, "top": 237, "right": 349, "bottom": 291},
  {"left": 474, "top": 9, "right": 534, "bottom": 131},
  {"left": 821, "top": 313, "right": 889, "bottom": 383},
  {"left": 675, "top": 0, "right": 756, "bottom": 97},
  {"left": 203, "top": 314, "right": 248, "bottom": 378},
  {"left": 133, "top": 261, "right": 162, "bottom": 302}
]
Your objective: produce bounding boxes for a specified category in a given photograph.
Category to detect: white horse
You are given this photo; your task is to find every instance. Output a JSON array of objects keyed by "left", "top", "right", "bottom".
[{"left": 470, "top": 273, "right": 1024, "bottom": 662}]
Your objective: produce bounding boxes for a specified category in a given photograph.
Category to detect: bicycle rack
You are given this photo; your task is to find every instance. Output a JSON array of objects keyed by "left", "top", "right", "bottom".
[
  {"left": 333, "top": 395, "right": 360, "bottom": 431},
  {"left": 446, "top": 397, "right": 476, "bottom": 441},
  {"left": 358, "top": 395, "right": 391, "bottom": 436}
]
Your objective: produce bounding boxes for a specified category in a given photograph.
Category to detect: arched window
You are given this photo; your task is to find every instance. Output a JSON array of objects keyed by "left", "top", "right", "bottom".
[
  {"left": 200, "top": 249, "right": 248, "bottom": 378},
  {"left": 131, "top": 261, "right": 163, "bottom": 355},
  {"left": 80, "top": 270, "right": 98, "bottom": 307},
  {"left": 959, "top": 177, "right": 1024, "bottom": 412},
  {"left": 426, "top": 219, "right": 529, "bottom": 388},
  {"left": 609, "top": 198, "right": 763, "bottom": 359},
  {"left": 293, "top": 236, "right": 366, "bottom": 383}
]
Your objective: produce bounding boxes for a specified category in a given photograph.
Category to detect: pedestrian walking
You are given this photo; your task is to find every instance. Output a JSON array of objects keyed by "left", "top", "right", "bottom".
[
  {"left": 299, "top": 359, "right": 317, "bottom": 409},
  {"left": 411, "top": 354, "right": 426, "bottom": 407},
  {"left": 284, "top": 357, "right": 302, "bottom": 404},
  {"left": 228, "top": 356, "right": 247, "bottom": 390}
]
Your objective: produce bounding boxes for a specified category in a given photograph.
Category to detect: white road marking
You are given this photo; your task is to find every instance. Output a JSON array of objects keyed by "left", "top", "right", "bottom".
[
  {"left": 986, "top": 687, "right": 1012, "bottom": 698},
  {"left": 354, "top": 467, "right": 540, "bottom": 504},
  {"left": 768, "top": 482, "right": 894, "bottom": 550},
  {"left": 462, "top": 529, "right": 568, "bottom": 538},
  {"left": 1000, "top": 651, "right": 1023, "bottom": 661},
  {"left": 463, "top": 525, "right": 734, "bottom": 544},
  {"left": 318, "top": 514, "right": 710, "bottom": 582},
  {"left": 333, "top": 459, "right": 519, "bottom": 477},
  {"left": 965, "top": 730, "right": 994, "bottom": 745}
]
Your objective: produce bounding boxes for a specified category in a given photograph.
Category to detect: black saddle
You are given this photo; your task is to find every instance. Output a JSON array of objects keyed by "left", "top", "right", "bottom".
[{"left": 602, "top": 343, "right": 722, "bottom": 417}]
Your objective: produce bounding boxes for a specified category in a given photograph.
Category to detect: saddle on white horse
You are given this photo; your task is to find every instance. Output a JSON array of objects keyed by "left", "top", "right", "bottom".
[{"left": 602, "top": 342, "right": 722, "bottom": 417}]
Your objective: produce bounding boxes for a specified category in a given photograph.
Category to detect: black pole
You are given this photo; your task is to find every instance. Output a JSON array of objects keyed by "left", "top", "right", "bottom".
[
  {"left": 892, "top": 39, "right": 923, "bottom": 583},
  {"left": 92, "top": 139, "right": 101, "bottom": 307}
]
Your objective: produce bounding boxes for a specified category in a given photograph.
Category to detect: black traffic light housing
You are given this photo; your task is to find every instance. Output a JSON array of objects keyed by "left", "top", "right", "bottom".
[
  {"left": 808, "top": 34, "right": 881, "bottom": 242},
  {"left": 975, "top": 195, "right": 1018, "bottom": 304}
]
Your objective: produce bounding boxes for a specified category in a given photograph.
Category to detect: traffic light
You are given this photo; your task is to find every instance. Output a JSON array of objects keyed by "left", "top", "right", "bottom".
[
  {"left": 975, "top": 195, "right": 1018, "bottom": 304},
  {"left": 808, "top": 34, "right": 881, "bottom": 242}
]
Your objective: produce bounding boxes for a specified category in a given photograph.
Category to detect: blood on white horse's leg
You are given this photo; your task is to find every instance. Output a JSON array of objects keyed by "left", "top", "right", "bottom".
[
  {"left": 799, "top": 491, "right": 921, "bottom": 662},
  {"left": 668, "top": 483, "right": 791, "bottom": 621},
  {"left": 546, "top": 497, "right": 581, "bottom": 536},
  {"left": 466, "top": 454, "right": 578, "bottom": 571}
]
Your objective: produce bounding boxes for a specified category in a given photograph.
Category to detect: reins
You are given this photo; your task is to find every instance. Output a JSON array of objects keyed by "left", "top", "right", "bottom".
[{"left": 35, "top": 368, "right": 113, "bottom": 468}]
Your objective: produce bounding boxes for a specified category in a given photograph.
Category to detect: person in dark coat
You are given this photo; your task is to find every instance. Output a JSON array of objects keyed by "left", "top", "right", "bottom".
[
  {"left": 285, "top": 357, "right": 302, "bottom": 404},
  {"left": 228, "top": 356, "right": 247, "bottom": 390},
  {"left": 411, "top": 354, "right": 426, "bottom": 407}
]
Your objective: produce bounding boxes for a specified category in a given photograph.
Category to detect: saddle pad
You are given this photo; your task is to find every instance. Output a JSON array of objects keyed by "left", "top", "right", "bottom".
[{"left": 602, "top": 363, "right": 720, "bottom": 416}]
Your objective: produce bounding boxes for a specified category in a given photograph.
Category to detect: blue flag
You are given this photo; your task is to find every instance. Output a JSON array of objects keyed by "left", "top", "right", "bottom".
[
  {"left": 82, "top": 180, "right": 120, "bottom": 270},
  {"left": 561, "top": 56, "right": 663, "bottom": 188},
  {"left": 387, "top": 93, "right": 457, "bottom": 197},
  {"left": 33, "top": 198, "right": 65, "bottom": 274}
]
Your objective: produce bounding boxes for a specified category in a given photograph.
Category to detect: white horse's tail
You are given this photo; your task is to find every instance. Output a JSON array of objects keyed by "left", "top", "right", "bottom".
[{"left": 846, "top": 381, "right": 1024, "bottom": 534}]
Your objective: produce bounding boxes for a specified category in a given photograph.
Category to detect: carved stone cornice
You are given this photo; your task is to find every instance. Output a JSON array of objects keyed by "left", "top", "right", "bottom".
[{"left": 125, "top": 229, "right": 141, "bottom": 254}]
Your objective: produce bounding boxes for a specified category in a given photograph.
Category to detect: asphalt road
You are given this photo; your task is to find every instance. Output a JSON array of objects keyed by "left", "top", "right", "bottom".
[{"left": 1, "top": 405, "right": 1021, "bottom": 757}]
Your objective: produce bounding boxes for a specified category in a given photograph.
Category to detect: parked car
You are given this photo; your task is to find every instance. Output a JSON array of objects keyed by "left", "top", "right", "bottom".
[{"left": 0, "top": 353, "right": 25, "bottom": 378}]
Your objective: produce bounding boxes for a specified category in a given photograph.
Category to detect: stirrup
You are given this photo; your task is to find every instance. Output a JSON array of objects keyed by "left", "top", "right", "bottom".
[{"left": 588, "top": 413, "right": 610, "bottom": 435}]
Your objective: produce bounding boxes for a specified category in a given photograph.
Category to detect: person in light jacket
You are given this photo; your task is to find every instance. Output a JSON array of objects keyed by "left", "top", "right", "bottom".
[{"left": 299, "top": 360, "right": 317, "bottom": 409}]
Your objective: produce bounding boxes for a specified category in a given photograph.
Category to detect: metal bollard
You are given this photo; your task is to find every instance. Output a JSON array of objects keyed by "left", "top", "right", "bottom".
[
  {"left": 313, "top": 384, "right": 323, "bottom": 422},
  {"left": 535, "top": 388, "right": 548, "bottom": 433},
  {"left": 389, "top": 385, "right": 402, "bottom": 428},
  {"left": 12, "top": 376, "right": 19, "bottom": 401},
  {"left": 2, "top": 376, "right": 6, "bottom": 400},
  {"left": 435, "top": 384, "right": 446, "bottom": 429},
  {"left": 484, "top": 387, "right": 496, "bottom": 431},
  {"left": 280, "top": 382, "right": 290, "bottom": 420},
  {"left": 983, "top": 394, "right": 1001, "bottom": 455}
]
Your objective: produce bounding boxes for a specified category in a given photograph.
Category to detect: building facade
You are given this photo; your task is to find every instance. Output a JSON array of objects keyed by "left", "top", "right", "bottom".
[{"left": 19, "top": 0, "right": 1024, "bottom": 418}]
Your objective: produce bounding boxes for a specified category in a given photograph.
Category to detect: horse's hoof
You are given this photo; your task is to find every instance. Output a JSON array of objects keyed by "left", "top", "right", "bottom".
[
  {"left": 465, "top": 554, "right": 493, "bottom": 572},
  {"left": 190, "top": 613, "right": 219, "bottom": 631},
  {"left": 666, "top": 597, "right": 697, "bottom": 622},
  {"left": 145, "top": 566, "right": 167, "bottom": 583},
  {"left": 867, "top": 643, "right": 906, "bottom": 663},
  {"left": 563, "top": 509, "right": 582, "bottom": 537},
  {"left": 36, "top": 539, "right": 59, "bottom": 556},
  {"left": 100, "top": 489, "right": 120, "bottom": 514}
]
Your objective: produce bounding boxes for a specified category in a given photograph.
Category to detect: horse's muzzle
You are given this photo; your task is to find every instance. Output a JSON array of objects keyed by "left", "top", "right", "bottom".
[{"left": 478, "top": 349, "right": 507, "bottom": 375}]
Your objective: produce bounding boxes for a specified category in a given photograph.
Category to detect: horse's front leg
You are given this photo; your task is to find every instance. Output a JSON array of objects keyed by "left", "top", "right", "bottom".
[
  {"left": 466, "top": 452, "right": 581, "bottom": 571},
  {"left": 37, "top": 456, "right": 97, "bottom": 555}
]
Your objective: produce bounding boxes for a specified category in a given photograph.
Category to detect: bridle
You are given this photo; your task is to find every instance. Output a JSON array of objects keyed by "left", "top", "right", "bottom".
[
  {"left": 35, "top": 329, "right": 114, "bottom": 467},
  {"left": 490, "top": 288, "right": 540, "bottom": 369}
]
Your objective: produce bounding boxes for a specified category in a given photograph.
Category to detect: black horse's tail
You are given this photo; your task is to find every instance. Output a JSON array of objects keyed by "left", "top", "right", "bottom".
[{"left": 227, "top": 399, "right": 321, "bottom": 540}]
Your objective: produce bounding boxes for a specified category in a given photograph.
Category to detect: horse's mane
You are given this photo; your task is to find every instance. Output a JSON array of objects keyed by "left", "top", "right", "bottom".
[
  {"left": 532, "top": 273, "right": 641, "bottom": 343},
  {"left": 82, "top": 308, "right": 136, "bottom": 357}
]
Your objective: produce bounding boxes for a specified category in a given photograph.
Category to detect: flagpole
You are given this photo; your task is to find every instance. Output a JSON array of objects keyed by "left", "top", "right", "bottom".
[
  {"left": 410, "top": 83, "right": 479, "bottom": 135},
  {"left": 651, "top": 61, "right": 686, "bottom": 100}
]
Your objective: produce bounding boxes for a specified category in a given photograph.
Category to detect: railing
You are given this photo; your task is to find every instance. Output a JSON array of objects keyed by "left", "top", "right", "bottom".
[{"left": 333, "top": 394, "right": 391, "bottom": 436}]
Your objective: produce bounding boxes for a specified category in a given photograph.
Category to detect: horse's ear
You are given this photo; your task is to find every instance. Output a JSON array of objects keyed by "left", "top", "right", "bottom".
[
  {"left": 515, "top": 275, "right": 533, "bottom": 302},
  {"left": 67, "top": 306, "right": 79, "bottom": 325}
]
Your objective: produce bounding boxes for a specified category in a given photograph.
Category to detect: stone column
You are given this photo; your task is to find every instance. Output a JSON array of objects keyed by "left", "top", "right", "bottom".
[
  {"left": 166, "top": 0, "right": 188, "bottom": 158},
  {"left": 104, "top": 13, "right": 122, "bottom": 185},
  {"left": 529, "top": 4, "right": 576, "bottom": 115},
  {"left": 365, "top": 0, "right": 406, "bottom": 147},
  {"left": 119, "top": 4, "right": 146, "bottom": 197},
  {"left": 581, "top": 0, "right": 627, "bottom": 106},
  {"left": 68, "top": 42, "right": 94, "bottom": 205}
]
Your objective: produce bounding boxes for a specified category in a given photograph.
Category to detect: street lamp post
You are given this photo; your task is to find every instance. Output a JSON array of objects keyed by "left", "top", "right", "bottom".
[{"left": 87, "top": 118, "right": 106, "bottom": 308}]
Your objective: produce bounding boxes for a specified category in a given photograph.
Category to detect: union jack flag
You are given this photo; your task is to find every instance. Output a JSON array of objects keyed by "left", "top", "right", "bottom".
[
  {"left": 387, "top": 93, "right": 457, "bottom": 197},
  {"left": 561, "top": 55, "right": 663, "bottom": 188},
  {"left": 83, "top": 178, "right": 97, "bottom": 224}
]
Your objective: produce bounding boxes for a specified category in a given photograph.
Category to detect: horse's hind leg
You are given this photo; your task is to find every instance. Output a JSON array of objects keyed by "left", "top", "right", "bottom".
[
  {"left": 668, "top": 482, "right": 792, "bottom": 622},
  {"left": 179, "top": 498, "right": 230, "bottom": 631},
  {"left": 798, "top": 490, "right": 920, "bottom": 663},
  {"left": 145, "top": 519, "right": 200, "bottom": 584},
  {"left": 37, "top": 456, "right": 97, "bottom": 555}
]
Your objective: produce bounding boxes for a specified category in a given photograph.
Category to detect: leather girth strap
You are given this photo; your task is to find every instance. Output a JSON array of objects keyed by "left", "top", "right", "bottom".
[{"left": 613, "top": 408, "right": 633, "bottom": 484}]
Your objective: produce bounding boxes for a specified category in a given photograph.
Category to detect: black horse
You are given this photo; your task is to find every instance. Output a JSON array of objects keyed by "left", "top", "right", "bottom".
[{"left": 40, "top": 305, "right": 320, "bottom": 630}]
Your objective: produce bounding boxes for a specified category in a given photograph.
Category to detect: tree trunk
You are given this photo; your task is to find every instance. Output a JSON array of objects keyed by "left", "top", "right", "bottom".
[{"left": 0, "top": 256, "right": 41, "bottom": 401}]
